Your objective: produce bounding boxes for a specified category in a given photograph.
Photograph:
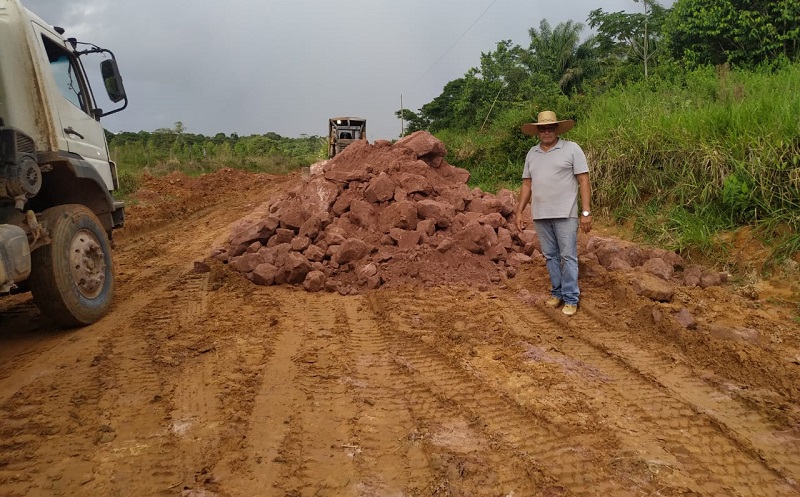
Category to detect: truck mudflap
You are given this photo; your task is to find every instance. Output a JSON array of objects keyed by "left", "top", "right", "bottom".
[
  {"left": 112, "top": 200, "right": 125, "bottom": 229},
  {"left": 0, "top": 224, "right": 31, "bottom": 293}
]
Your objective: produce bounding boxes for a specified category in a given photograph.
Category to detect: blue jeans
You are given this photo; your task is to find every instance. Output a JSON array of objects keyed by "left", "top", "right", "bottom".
[{"left": 533, "top": 218, "right": 579, "bottom": 305}]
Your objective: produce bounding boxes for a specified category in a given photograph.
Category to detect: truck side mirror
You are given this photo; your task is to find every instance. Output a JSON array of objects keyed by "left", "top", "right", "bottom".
[{"left": 100, "top": 59, "right": 126, "bottom": 103}]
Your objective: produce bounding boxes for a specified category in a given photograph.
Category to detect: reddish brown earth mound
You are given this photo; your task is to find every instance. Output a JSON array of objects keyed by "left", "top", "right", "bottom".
[
  {"left": 124, "top": 168, "right": 280, "bottom": 234},
  {"left": 214, "top": 132, "right": 538, "bottom": 294},
  {"left": 215, "top": 131, "right": 730, "bottom": 297}
]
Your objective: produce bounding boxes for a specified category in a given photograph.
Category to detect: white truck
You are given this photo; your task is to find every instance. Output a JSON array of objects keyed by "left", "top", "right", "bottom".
[{"left": 0, "top": 0, "right": 128, "bottom": 327}]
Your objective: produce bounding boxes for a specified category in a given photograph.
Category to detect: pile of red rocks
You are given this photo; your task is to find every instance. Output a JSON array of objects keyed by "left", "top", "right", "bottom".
[
  {"left": 584, "top": 237, "right": 729, "bottom": 302},
  {"left": 211, "top": 130, "right": 730, "bottom": 298},
  {"left": 211, "top": 131, "right": 539, "bottom": 294}
]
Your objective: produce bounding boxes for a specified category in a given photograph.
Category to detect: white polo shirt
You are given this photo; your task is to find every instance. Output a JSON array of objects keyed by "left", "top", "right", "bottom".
[{"left": 522, "top": 138, "right": 589, "bottom": 220}]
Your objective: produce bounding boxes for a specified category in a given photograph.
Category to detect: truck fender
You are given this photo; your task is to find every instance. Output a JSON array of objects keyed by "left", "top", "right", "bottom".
[{"left": 36, "top": 153, "right": 125, "bottom": 231}]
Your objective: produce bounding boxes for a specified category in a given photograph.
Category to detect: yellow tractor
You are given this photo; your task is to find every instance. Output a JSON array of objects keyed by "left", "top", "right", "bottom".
[{"left": 328, "top": 117, "right": 366, "bottom": 158}]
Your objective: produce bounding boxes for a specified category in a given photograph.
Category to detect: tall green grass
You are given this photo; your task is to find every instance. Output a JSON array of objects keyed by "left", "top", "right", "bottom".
[
  {"left": 442, "top": 62, "right": 800, "bottom": 268},
  {"left": 577, "top": 63, "right": 800, "bottom": 263}
]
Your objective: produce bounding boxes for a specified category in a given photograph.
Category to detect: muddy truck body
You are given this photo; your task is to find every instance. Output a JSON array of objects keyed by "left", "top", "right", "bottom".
[
  {"left": 327, "top": 117, "right": 366, "bottom": 158},
  {"left": 0, "top": 0, "right": 128, "bottom": 327}
]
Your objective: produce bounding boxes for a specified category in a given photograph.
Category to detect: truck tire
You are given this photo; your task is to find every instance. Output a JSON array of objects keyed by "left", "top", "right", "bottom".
[{"left": 29, "top": 204, "right": 114, "bottom": 328}]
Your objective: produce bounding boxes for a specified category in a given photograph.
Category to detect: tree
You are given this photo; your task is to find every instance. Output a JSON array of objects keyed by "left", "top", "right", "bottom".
[
  {"left": 662, "top": 0, "right": 800, "bottom": 67},
  {"left": 394, "top": 21, "right": 601, "bottom": 133},
  {"left": 474, "top": 40, "right": 531, "bottom": 100},
  {"left": 414, "top": 78, "right": 470, "bottom": 132},
  {"left": 394, "top": 108, "right": 428, "bottom": 135},
  {"left": 524, "top": 20, "right": 599, "bottom": 95},
  {"left": 397, "top": 39, "right": 554, "bottom": 133},
  {"left": 588, "top": 1, "right": 670, "bottom": 79}
]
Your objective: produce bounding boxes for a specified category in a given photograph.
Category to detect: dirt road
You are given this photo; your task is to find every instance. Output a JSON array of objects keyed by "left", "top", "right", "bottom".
[{"left": 1, "top": 169, "right": 799, "bottom": 497}]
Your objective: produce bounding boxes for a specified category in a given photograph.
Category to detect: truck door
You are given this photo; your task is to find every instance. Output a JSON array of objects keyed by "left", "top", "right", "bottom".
[{"left": 31, "top": 24, "right": 114, "bottom": 190}]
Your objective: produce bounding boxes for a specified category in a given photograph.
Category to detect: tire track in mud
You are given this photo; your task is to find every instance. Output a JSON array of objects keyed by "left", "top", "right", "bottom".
[
  {"left": 170, "top": 285, "right": 279, "bottom": 494},
  {"left": 348, "top": 295, "right": 552, "bottom": 496},
  {"left": 83, "top": 268, "right": 242, "bottom": 496},
  {"left": 274, "top": 294, "right": 360, "bottom": 496},
  {"left": 0, "top": 174, "right": 288, "bottom": 497},
  {"left": 0, "top": 271, "right": 205, "bottom": 496},
  {"left": 0, "top": 268, "right": 206, "bottom": 496},
  {"left": 368, "top": 290, "right": 669, "bottom": 496},
  {"left": 0, "top": 334, "right": 106, "bottom": 496},
  {"left": 227, "top": 291, "right": 359, "bottom": 496},
  {"left": 118, "top": 269, "right": 278, "bottom": 495},
  {"left": 83, "top": 275, "right": 214, "bottom": 495},
  {"left": 71, "top": 182, "right": 287, "bottom": 494},
  {"left": 503, "top": 302, "right": 796, "bottom": 497},
  {"left": 341, "top": 298, "right": 435, "bottom": 495},
  {"left": 381, "top": 286, "right": 799, "bottom": 496},
  {"left": 0, "top": 288, "right": 178, "bottom": 495},
  {"left": 0, "top": 277, "right": 174, "bottom": 410},
  {"left": 72, "top": 183, "right": 287, "bottom": 495},
  {"left": 221, "top": 301, "right": 303, "bottom": 496},
  {"left": 571, "top": 302, "right": 800, "bottom": 494}
]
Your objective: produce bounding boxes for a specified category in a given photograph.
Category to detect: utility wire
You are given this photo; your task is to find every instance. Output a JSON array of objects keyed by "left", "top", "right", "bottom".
[{"left": 402, "top": 0, "right": 500, "bottom": 95}]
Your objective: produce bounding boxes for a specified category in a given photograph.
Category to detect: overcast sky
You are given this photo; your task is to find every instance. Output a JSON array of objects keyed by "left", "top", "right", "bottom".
[{"left": 24, "top": 0, "right": 663, "bottom": 141}]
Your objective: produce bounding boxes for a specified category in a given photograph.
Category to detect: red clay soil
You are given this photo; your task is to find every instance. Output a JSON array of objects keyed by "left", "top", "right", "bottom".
[{"left": 2, "top": 158, "right": 800, "bottom": 497}]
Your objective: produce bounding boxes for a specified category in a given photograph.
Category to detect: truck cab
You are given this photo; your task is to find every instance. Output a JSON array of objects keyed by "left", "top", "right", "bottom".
[{"left": 0, "top": 0, "right": 128, "bottom": 327}]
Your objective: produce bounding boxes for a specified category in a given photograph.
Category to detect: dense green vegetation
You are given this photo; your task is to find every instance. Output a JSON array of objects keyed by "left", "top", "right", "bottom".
[
  {"left": 107, "top": 122, "right": 325, "bottom": 197},
  {"left": 439, "top": 63, "right": 800, "bottom": 263},
  {"left": 398, "top": 0, "right": 800, "bottom": 269}
]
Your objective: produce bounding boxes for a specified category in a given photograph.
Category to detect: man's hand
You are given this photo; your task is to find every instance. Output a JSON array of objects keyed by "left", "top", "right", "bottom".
[
  {"left": 516, "top": 178, "right": 532, "bottom": 233},
  {"left": 576, "top": 174, "right": 592, "bottom": 234},
  {"left": 515, "top": 212, "right": 526, "bottom": 232},
  {"left": 580, "top": 214, "right": 592, "bottom": 233}
]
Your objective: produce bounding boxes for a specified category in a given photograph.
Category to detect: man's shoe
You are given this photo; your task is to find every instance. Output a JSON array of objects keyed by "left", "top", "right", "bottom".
[
  {"left": 562, "top": 304, "right": 578, "bottom": 316},
  {"left": 545, "top": 297, "right": 562, "bottom": 308}
]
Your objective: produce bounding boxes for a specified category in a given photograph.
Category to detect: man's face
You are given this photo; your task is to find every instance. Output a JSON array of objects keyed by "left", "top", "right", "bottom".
[{"left": 537, "top": 124, "right": 558, "bottom": 146}]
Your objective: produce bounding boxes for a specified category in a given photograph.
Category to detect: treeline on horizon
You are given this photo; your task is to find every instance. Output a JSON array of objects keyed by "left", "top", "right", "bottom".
[
  {"left": 109, "top": 0, "right": 800, "bottom": 270},
  {"left": 107, "top": 122, "right": 324, "bottom": 187}
]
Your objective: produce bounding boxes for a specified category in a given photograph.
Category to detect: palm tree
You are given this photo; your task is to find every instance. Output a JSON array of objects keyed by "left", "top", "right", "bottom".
[{"left": 525, "top": 19, "right": 598, "bottom": 95}]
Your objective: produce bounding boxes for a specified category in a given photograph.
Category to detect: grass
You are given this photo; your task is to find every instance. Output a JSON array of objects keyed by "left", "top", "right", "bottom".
[{"left": 441, "top": 61, "right": 800, "bottom": 273}]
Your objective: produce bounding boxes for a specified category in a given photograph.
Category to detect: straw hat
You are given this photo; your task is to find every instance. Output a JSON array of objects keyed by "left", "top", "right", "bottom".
[{"left": 521, "top": 110, "right": 575, "bottom": 136}]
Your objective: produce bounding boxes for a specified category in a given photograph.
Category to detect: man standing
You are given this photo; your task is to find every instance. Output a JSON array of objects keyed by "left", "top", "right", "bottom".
[{"left": 515, "top": 111, "right": 592, "bottom": 316}]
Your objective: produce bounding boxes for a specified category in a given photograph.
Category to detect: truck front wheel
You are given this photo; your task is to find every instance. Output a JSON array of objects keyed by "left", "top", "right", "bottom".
[{"left": 30, "top": 204, "right": 114, "bottom": 328}]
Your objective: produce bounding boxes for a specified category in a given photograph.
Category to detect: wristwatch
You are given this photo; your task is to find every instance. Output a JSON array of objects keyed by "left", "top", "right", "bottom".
[{"left": 582, "top": 211, "right": 591, "bottom": 217}]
